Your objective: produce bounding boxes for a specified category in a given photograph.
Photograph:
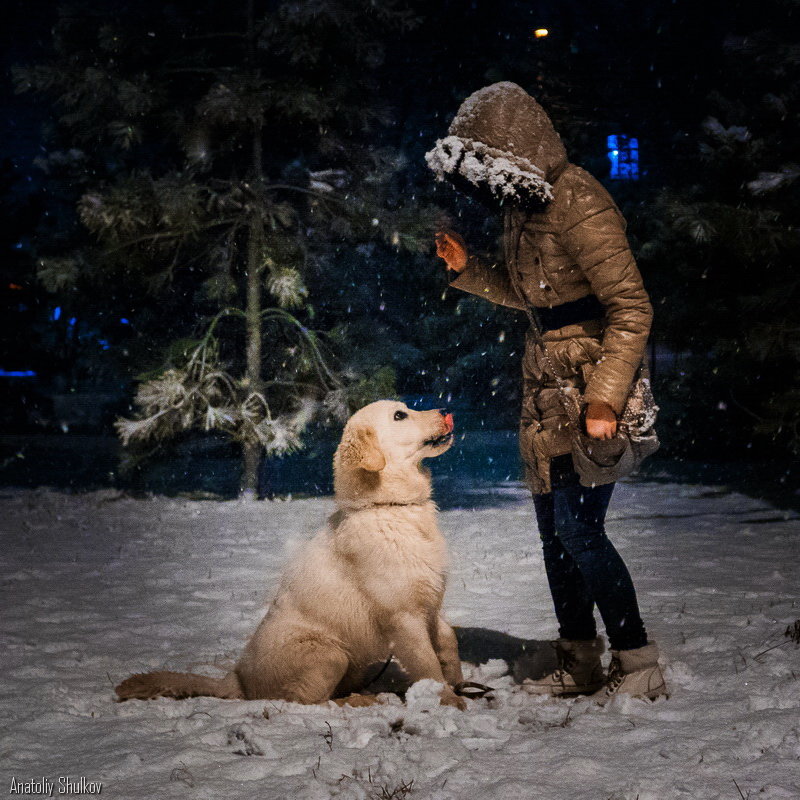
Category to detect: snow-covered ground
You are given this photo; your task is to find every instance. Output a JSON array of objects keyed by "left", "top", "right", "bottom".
[{"left": 1, "top": 479, "right": 799, "bottom": 799}]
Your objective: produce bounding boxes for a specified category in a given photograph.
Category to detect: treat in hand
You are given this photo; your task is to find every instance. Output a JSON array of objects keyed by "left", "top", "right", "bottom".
[{"left": 435, "top": 229, "right": 468, "bottom": 273}]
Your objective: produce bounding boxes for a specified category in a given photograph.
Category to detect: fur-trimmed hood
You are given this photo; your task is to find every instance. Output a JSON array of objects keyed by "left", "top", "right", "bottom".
[{"left": 425, "top": 81, "right": 568, "bottom": 204}]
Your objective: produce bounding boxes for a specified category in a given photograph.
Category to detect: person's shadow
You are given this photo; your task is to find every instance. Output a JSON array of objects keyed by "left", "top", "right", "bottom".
[
  {"left": 454, "top": 627, "right": 557, "bottom": 679},
  {"left": 362, "top": 628, "right": 558, "bottom": 694}
]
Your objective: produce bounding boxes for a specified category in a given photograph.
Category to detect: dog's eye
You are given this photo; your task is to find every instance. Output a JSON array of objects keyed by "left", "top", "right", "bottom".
[{"left": 393, "top": 410, "right": 408, "bottom": 421}]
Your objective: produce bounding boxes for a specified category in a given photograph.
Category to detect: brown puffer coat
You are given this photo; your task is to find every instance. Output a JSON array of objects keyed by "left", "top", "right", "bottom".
[{"left": 425, "top": 82, "right": 653, "bottom": 494}]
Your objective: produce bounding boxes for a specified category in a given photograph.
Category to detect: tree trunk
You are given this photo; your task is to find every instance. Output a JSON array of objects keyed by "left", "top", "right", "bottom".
[
  {"left": 240, "top": 181, "right": 265, "bottom": 499},
  {"left": 241, "top": 435, "right": 261, "bottom": 500},
  {"left": 240, "top": 0, "right": 265, "bottom": 500}
]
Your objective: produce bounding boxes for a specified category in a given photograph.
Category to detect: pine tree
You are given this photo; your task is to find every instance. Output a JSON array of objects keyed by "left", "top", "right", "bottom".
[
  {"left": 638, "top": 0, "right": 800, "bottom": 457},
  {"left": 15, "top": 0, "right": 422, "bottom": 496}
]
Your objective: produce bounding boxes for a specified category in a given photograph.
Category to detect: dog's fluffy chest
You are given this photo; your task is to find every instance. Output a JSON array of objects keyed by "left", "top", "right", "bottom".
[{"left": 331, "top": 503, "right": 447, "bottom": 603}]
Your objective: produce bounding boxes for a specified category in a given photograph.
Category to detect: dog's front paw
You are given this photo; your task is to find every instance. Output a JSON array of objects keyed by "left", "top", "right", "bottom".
[
  {"left": 440, "top": 686, "right": 467, "bottom": 711},
  {"left": 333, "top": 693, "right": 384, "bottom": 708}
]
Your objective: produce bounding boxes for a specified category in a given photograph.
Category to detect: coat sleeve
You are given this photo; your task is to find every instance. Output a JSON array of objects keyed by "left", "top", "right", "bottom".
[
  {"left": 560, "top": 183, "right": 653, "bottom": 414},
  {"left": 448, "top": 252, "right": 527, "bottom": 310}
]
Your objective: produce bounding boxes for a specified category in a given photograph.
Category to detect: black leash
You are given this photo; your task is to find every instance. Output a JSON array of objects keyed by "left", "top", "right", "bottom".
[
  {"left": 454, "top": 680, "right": 495, "bottom": 699},
  {"left": 360, "top": 654, "right": 394, "bottom": 692}
]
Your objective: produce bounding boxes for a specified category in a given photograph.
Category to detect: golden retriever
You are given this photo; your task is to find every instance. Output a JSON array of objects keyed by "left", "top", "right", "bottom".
[{"left": 115, "top": 400, "right": 465, "bottom": 709}]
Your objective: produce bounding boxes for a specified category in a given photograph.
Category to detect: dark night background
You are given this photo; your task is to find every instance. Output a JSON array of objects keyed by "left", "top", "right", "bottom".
[{"left": 1, "top": 0, "right": 797, "bottom": 506}]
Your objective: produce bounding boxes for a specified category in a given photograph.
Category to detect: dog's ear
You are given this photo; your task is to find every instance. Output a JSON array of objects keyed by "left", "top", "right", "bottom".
[{"left": 337, "top": 424, "right": 386, "bottom": 472}]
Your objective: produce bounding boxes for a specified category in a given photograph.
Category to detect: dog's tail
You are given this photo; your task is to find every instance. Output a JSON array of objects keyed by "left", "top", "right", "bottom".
[{"left": 115, "top": 669, "right": 245, "bottom": 701}]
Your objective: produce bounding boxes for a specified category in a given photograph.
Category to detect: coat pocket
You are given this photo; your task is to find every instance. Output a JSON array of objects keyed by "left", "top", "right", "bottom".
[
  {"left": 575, "top": 336, "right": 603, "bottom": 363},
  {"left": 574, "top": 336, "right": 603, "bottom": 385},
  {"left": 541, "top": 337, "right": 598, "bottom": 381}
]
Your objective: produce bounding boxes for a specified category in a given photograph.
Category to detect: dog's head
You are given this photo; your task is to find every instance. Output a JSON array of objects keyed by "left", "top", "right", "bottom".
[{"left": 333, "top": 400, "right": 454, "bottom": 507}]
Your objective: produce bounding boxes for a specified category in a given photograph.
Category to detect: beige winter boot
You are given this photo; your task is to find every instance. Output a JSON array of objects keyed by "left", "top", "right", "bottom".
[
  {"left": 596, "top": 642, "right": 668, "bottom": 703},
  {"left": 520, "top": 637, "right": 605, "bottom": 696}
]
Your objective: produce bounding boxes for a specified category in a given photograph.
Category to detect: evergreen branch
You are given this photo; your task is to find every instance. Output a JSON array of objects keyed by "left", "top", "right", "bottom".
[
  {"left": 163, "top": 67, "right": 233, "bottom": 75},
  {"left": 265, "top": 183, "right": 348, "bottom": 205},
  {"left": 728, "top": 389, "right": 764, "bottom": 422},
  {"left": 200, "top": 370, "right": 238, "bottom": 396},
  {"left": 185, "top": 33, "right": 247, "bottom": 40},
  {"left": 195, "top": 306, "right": 339, "bottom": 393},
  {"left": 261, "top": 380, "right": 326, "bottom": 390},
  {"left": 202, "top": 307, "right": 248, "bottom": 341},
  {"left": 260, "top": 308, "right": 341, "bottom": 389},
  {"left": 102, "top": 218, "right": 239, "bottom": 254}
]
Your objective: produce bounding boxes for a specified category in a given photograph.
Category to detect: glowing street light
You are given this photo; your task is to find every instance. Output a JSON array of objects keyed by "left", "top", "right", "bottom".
[{"left": 534, "top": 28, "right": 549, "bottom": 38}]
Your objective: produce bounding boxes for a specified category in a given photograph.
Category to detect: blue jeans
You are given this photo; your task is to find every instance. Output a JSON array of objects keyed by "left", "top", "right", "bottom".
[{"left": 533, "top": 454, "right": 648, "bottom": 652}]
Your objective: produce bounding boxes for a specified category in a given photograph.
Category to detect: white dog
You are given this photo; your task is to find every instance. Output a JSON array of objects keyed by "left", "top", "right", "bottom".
[{"left": 115, "top": 400, "right": 465, "bottom": 709}]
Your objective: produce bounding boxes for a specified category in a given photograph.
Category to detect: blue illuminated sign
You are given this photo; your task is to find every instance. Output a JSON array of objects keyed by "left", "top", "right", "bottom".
[{"left": 607, "top": 135, "right": 639, "bottom": 180}]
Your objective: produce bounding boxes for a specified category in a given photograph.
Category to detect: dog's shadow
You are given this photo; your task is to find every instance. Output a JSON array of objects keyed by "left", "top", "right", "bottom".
[{"left": 363, "top": 628, "right": 558, "bottom": 694}]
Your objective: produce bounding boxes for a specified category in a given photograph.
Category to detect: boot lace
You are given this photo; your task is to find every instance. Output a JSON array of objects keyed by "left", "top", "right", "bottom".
[
  {"left": 551, "top": 642, "right": 577, "bottom": 685},
  {"left": 605, "top": 656, "right": 625, "bottom": 695}
]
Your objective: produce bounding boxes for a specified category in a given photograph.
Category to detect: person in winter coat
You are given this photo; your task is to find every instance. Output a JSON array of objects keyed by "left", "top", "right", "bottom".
[{"left": 427, "top": 81, "right": 666, "bottom": 701}]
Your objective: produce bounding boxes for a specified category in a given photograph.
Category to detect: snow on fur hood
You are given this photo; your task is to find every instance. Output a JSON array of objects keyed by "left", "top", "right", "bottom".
[{"left": 425, "top": 82, "right": 568, "bottom": 203}]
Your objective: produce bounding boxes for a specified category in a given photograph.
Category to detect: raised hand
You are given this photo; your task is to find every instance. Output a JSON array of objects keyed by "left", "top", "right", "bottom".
[{"left": 434, "top": 229, "right": 468, "bottom": 273}]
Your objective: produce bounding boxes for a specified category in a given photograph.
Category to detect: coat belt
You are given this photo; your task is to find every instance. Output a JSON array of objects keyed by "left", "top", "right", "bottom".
[{"left": 533, "top": 294, "right": 605, "bottom": 332}]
